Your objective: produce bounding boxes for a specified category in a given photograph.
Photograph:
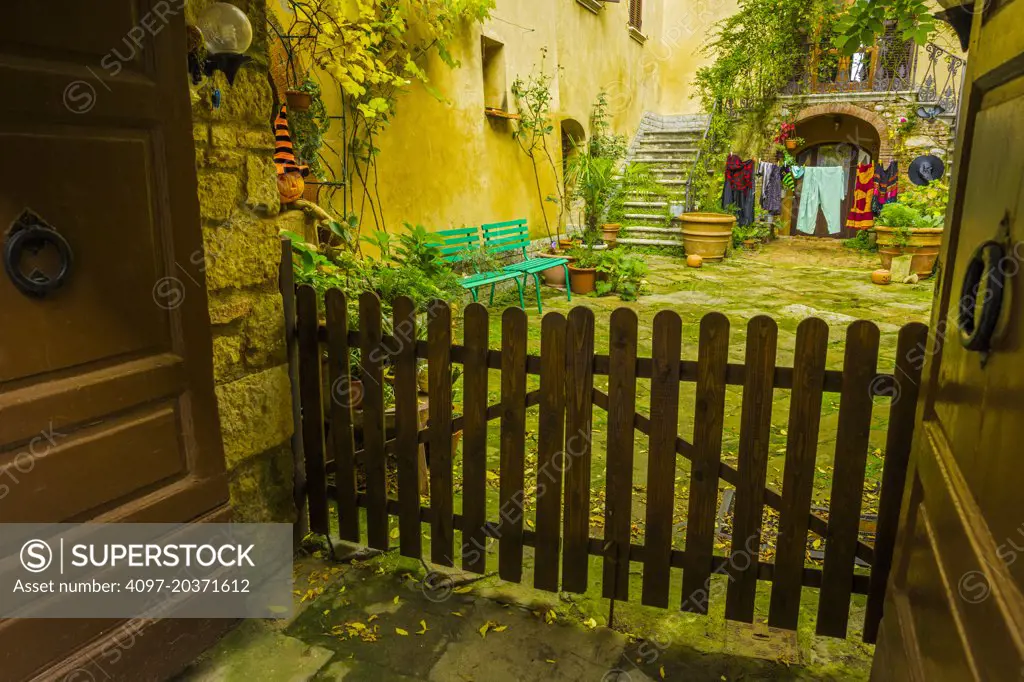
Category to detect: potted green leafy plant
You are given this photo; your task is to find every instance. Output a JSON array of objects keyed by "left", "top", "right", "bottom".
[
  {"left": 875, "top": 202, "right": 944, "bottom": 277},
  {"left": 566, "top": 143, "right": 616, "bottom": 247},
  {"left": 566, "top": 245, "right": 601, "bottom": 295}
]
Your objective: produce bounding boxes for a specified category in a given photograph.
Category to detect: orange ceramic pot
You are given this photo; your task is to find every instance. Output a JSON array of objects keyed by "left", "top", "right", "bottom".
[
  {"left": 871, "top": 269, "right": 892, "bottom": 285},
  {"left": 568, "top": 266, "right": 597, "bottom": 295},
  {"left": 679, "top": 212, "right": 736, "bottom": 261},
  {"left": 686, "top": 254, "right": 703, "bottom": 268},
  {"left": 875, "top": 226, "right": 944, "bottom": 278}
]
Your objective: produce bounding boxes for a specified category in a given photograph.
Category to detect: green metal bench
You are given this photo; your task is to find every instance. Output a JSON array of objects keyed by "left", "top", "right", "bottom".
[
  {"left": 437, "top": 227, "right": 529, "bottom": 309},
  {"left": 482, "top": 219, "right": 571, "bottom": 313}
]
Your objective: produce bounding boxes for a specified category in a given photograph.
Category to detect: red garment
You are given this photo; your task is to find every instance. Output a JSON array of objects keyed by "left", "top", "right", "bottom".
[
  {"left": 725, "top": 154, "right": 754, "bottom": 192},
  {"left": 846, "top": 163, "right": 875, "bottom": 230}
]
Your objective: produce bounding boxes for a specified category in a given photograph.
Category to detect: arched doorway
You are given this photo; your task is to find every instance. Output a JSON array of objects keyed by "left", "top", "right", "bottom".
[
  {"left": 560, "top": 118, "right": 586, "bottom": 178},
  {"left": 788, "top": 112, "right": 882, "bottom": 239}
]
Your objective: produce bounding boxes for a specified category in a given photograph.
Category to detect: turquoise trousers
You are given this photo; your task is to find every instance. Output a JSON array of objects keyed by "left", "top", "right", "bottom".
[{"left": 796, "top": 167, "right": 847, "bottom": 235}]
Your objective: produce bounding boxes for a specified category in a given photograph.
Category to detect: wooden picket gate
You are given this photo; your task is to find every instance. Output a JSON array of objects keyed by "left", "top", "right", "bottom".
[{"left": 291, "top": 284, "right": 927, "bottom": 643}]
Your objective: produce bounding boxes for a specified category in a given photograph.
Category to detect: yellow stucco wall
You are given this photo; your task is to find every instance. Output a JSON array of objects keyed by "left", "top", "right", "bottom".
[{"left": 276, "top": 0, "right": 726, "bottom": 243}]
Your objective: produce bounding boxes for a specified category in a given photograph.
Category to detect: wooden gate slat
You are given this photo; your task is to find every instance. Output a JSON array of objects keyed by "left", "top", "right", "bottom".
[
  {"left": 681, "top": 312, "right": 729, "bottom": 613},
  {"left": 325, "top": 288, "right": 359, "bottom": 543},
  {"left": 359, "top": 292, "right": 389, "bottom": 550},
  {"left": 281, "top": 241, "right": 308, "bottom": 547},
  {"left": 297, "top": 285, "right": 329, "bottom": 536},
  {"left": 768, "top": 317, "right": 829, "bottom": 629},
  {"left": 562, "top": 306, "right": 595, "bottom": 593},
  {"left": 393, "top": 296, "right": 421, "bottom": 558},
  {"left": 499, "top": 307, "right": 528, "bottom": 582},
  {"left": 603, "top": 308, "right": 638, "bottom": 601},
  {"left": 535, "top": 312, "right": 567, "bottom": 592},
  {"left": 817, "top": 320, "right": 880, "bottom": 638},
  {"left": 725, "top": 315, "right": 779, "bottom": 623},
  {"left": 461, "top": 303, "right": 490, "bottom": 574},
  {"left": 642, "top": 310, "right": 683, "bottom": 608},
  {"left": 428, "top": 301, "right": 455, "bottom": 566},
  {"left": 864, "top": 322, "right": 927, "bottom": 642}
]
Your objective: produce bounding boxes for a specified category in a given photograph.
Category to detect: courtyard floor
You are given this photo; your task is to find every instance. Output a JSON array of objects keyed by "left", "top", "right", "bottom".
[{"left": 184, "top": 237, "right": 934, "bottom": 681}]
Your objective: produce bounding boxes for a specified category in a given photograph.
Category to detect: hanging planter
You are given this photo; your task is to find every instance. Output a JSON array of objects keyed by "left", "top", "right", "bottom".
[{"left": 285, "top": 89, "right": 312, "bottom": 111}]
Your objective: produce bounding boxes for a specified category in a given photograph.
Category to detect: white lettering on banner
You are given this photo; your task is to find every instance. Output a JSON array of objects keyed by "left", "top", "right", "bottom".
[{"left": 69, "top": 544, "right": 257, "bottom": 568}]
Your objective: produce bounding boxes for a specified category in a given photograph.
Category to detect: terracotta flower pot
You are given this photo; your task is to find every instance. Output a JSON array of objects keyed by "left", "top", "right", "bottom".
[
  {"left": 742, "top": 238, "right": 758, "bottom": 250},
  {"left": 285, "top": 89, "right": 312, "bottom": 111},
  {"left": 568, "top": 265, "right": 597, "bottom": 295},
  {"left": 875, "top": 226, "right": 944, "bottom": 278},
  {"left": 558, "top": 238, "right": 575, "bottom": 250},
  {"left": 601, "top": 223, "right": 621, "bottom": 247},
  {"left": 537, "top": 251, "right": 573, "bottom": 288},
  {"left": 686, "top": 254, "right": 703, "bottom": 268},
  {"left": 785, "top": 139, "right": 797, "bottom": 150},
  {"left": 679, "top": 212, "right": 736, "bottom": 262}
]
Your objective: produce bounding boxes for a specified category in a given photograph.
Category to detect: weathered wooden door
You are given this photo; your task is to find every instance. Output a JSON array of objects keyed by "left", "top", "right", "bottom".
[
  {"left": 0, "top": 2, "right": 231, "bottom": 679},
  {"left": 870, "top": 1, "right": 1024, "bottom": 679}
]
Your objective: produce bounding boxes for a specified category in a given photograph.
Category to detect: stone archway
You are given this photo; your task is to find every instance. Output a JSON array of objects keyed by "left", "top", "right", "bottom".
[{"left": 794, "top": 102, "right": 893, "bottom": 160}]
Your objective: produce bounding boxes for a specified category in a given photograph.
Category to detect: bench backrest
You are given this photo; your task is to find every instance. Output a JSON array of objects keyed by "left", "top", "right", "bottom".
[
  {"left": 436, "top": 226, "right": 481, "bottom": 264},
  {"left": 481, "top": 219, "right": 530, "bottom": 262}
]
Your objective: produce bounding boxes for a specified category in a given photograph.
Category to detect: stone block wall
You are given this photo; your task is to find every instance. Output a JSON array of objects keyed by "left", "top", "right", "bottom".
[{"left": 188, "top": 0, "right": 305, "bottom": 523}]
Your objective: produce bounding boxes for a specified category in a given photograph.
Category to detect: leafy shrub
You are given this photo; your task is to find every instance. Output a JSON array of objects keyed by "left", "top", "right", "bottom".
[
  {"left": 878, "top": 202, "right": 924, "bottom": 228},
  {"left": 842, "top": 230, "right": 877, "bottom": 252},
  {"left": 595, "top": 250, "right": 648, "bottom": 301},
  {"left": 567, "top": 245, "right": 602, "bottom": 269}
]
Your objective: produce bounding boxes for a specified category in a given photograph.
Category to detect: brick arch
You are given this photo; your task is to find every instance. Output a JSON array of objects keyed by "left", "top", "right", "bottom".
[{"left": 794, "top": 102, "right": 892, "bottom": 160}]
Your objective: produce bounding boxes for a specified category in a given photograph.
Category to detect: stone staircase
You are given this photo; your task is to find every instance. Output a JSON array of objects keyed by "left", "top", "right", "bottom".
[{"left": 616, "top": 113, "right": 709, "bottom": 249}]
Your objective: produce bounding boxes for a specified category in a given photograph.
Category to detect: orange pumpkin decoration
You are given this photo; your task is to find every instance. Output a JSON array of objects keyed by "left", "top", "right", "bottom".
[
  {"left": 686, "top": 254, "right": 704, "bottom": 268},
  {"left": 871, "top": 269, "right": 892, "bottom": 285},
  {"left": 278, "top": 171, "right": 305, "bottom": 204}
]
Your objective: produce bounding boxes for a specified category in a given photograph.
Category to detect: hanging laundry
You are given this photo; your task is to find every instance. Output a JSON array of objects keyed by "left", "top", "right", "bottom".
[
  {"left": 722, "top": 154, "right": 756, "bottom": 226},
  {"left": 846, "top": 163, "right": 876, "bottom": 230},
  {"left": 781, "top": 166, "right": 796, "bottom": 190},
  {"left": 872, "top": 160, "right": 898, "bottom": 216},
  {"left": 796, "top": 166, "right": 847, "bottom": 235},
  {"left": 761, "top": 163, "right": 783, "bottom": 214}
]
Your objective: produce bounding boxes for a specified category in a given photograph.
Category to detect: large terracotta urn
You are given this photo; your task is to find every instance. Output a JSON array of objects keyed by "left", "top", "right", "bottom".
[
  {"left": 679, "top": 212, "right": 736, "bottom": 261},
  {"left": 875, "top": 227, "right": 944, "bottom": 278}
]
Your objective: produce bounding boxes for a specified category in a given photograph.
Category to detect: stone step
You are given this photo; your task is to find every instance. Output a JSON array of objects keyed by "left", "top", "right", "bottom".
[
  {"left": 618, "top": 236, "right": 685, "bottom": 247},
  {"left": 635, "top": 144, "right": 700, "bottom": 154},
  {"left": 624, "top": 213, "right": 669, "bottom": 222},
  {"left": 623, "top": 201, "right": 668, "bottom": 209},
  {"left": 633, "top": 156, "right": 696, "bottom": 164},
  {"left": 642, "top": 129, "right": 704, "bottom": 138},
  {"left": 622, "top": 225, "right": 681, "bottom": 235}
]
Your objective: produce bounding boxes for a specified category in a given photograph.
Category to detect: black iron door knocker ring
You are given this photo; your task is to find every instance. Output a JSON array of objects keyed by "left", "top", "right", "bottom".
[
  {"left": 3, "top": 211, "right": 74, "bottom": 298},
  {"left": 958, "top": 239, "right": 1006, "bottom": 360}
]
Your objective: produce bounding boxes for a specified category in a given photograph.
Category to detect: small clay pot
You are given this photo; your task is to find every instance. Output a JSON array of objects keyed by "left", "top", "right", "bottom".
[
  {"left": 686, "top": 254, "right": 703, "bottom": 268},
  {"left": 871, "top": 269, "right": 892, "bottom": 285},
  {"left": 785, "top": 139, "right": 797, "bottom": 150},
  {"left": 558, "top": 238, "right": 575, "bottom": 250}
]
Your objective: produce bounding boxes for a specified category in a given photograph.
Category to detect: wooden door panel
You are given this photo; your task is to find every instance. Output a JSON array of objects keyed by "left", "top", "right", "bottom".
[
  {"left": 873, "top": 2, "right": 1024, "bottom": 679},
  {"left": 0, "top": 405, "right": 186, "bottom": 523},
  {"left": 0, "top": 2, "right": 229, "bottom": 679},
  {"left": 2, "top": 1, "right": 145, "bottom": 62},
  {"left": 1, "top": 129, "right": 169, "bottom": 382}
]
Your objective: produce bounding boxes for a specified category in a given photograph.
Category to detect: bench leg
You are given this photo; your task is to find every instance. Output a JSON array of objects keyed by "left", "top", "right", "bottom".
[
  {"left": 489, "top": 283, "right": 496, "bottom": 306},
  {"left": 531, "top": 273, "right": 543, "bottom": 314},
  {"left": 563, "top": 264, "right": 572, "bottom": 302},
  {"left": 514, "top": 278, "right": 525, "bottom": 310},
  {"left": 470, "top": 287, "right": 479, "bottom": 303}
]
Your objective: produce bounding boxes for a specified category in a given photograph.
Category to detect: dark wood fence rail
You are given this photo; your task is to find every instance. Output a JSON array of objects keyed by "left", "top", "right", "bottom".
[{"left": 290, "top": 284, "right": 927, "bottom": 643}]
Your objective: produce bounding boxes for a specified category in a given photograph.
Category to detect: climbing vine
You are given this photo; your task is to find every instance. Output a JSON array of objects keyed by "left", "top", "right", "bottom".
[
  {"left": 271, "top": 0, "right": 495, "bottom": 237},
  {"left": 833, "top": 0, "right": 936, "bottom": 56}
]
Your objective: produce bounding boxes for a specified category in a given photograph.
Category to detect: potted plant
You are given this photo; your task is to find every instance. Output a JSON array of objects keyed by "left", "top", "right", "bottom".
[
  {"left": 601, "top": 223, "right": 622, "bottom": 247},
  {"left": 566, "top": 144, "right": 616, "bottom": 247},
  {"left": 566, "top": 246, "right": 601, "bottom": 295},
  {"left": 874, "top": 203, "right": 944, "bottom": 277},
  {"left": 537, "top": 242, "right": 575, "bottom": 288},
  {"left": 680, "top": 208, "right": 737, "bottom": 261},
  {"left": 595, "top": 249, "right": 648, "bottom": 301}
]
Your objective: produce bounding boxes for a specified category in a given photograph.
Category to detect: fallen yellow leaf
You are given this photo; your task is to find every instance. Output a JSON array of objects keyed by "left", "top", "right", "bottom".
[
  {"left": 660, "top": 664, "right": 666, "bottom": 679},
  {"left": 395, "top": 627, "right": 409, "bottom": 636},
  {"left": 417, "top": 620, "right": 428, "bottom": 635},
  {"left": 393, "top": 595, "right": 401, "bottom": 604},
  {"left": 583, "top": 617, "right": 597, "bottom": 629}
]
